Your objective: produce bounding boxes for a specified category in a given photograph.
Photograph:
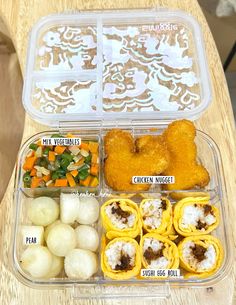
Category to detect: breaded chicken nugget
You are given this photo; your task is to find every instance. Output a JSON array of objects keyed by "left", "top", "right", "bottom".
[
  {"left": 162, "top": 120, "right": 210, "bottom": 191},
  {"left": 104, "top": 129, "right": 170, "bottom": 191}
]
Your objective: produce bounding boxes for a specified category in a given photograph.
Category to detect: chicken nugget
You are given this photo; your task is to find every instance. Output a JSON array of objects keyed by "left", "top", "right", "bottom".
[
  {"left": 104, "top": 130, "right": 170, "bottom": 192},
  {"left": 162, "top": 120, "right": 210, "bottom": 191}
]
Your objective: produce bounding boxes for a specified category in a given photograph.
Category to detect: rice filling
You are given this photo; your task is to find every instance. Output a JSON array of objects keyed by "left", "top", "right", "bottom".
[
  {"left": 142, "top": 199, "right": 167, "bottom": 230},
  {"left": 143, "top": 238, "right": 169, "bottom": 269},
  {"left": 105, "top": 241, "right": 135, "bottom": 270},
  {"left": 181, "top": 204, "right": 216, "bottom": 231},
  {"left": 182, "top": 241, "right": 216, "bottom": 270},
  {"left": 105, "top": 202, "right": 136, "bottom": 229}
]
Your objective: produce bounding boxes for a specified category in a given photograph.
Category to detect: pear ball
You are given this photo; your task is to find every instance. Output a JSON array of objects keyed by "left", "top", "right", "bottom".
[
  {"left": 28, "top": 197, "right": 59, "bottom": 226},
  {"left": 46, "top": 255, "right": 64, "bottom": 278},
  {"left": 20, "top": 245, "right": 52, "bottom": 278},
  {"left": 60, "top": 193, "right": 80, "bottom": 224},
  {"left": 44, "top": 220, "right": 61, "bottom": 242},
  {"left": 76, "top": 196, "right": 99, "bottom": 225},
  {"left": 64, "top": 249, "right": 98, "bottom": 279},
  {"left": 47, "top": 223, "right": 76, "bottom": 257},
  {"left": 75, "top": 225, "right": 99, "bottom": 252}
]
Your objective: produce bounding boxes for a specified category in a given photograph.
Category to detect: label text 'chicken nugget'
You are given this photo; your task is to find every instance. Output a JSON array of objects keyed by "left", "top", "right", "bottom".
[{"left": 132, "top": 176, "right": 175, "bottom": 184}]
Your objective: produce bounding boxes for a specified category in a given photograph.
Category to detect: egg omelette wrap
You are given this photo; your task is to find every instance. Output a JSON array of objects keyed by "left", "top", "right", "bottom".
[
  {"left": 140, "top": 233, "right": 179, "bottom": 272},
  {"left": 140, "top": 198, "right": 173, "bottom": 236},
  {"left": 101, "top": 236, "right": 141, "bottom": 280},
  {"left": 178, "top": 235, "right": 223, "bottom": 278},
  {"left": 173, "top": 197, "right": 219, "bottom": 236},
  {"left": 101, "top": 199, "right": 141, "bottom": 239}
]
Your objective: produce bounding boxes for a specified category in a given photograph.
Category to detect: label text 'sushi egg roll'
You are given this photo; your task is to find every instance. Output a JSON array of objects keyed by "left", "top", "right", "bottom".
[
  {"left": 140, "top": 233, "right": 179, "bottom": 277},
  {"left": 173, "top": 197, "right": 220, "bottom": 236},
  {"left": 101, "top": 199, "right": 142, "bottom": 239},
  {"left": 101, "top": 236, "right": 141, "bottom": 280},
  {"left": 178, "top": 235, "right": 223, "bottom": 278}
]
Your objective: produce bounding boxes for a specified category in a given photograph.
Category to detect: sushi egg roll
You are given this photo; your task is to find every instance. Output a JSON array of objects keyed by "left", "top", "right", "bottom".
[
  {"left": 173, "top": 197, "right": 219, "bottom": 236},
  {"left": 178, "top": 235, "right": 223, "bottom": 278},
  {"left": 101, "top": 237, "right": 141, "bottom": 280},
  {"left": 140, "top": 233, "right": 179, "bottom": 271},
  {"left": 101, "top": 199, "right": 141, "bottom": 239},
  {"left": 140, "top": 198, "right": 173, "bottom": 236}
]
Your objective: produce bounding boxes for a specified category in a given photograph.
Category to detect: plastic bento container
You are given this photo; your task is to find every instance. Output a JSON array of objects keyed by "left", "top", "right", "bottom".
[{"left": 12, "top": 9, "right": 232, "bottom": 300}]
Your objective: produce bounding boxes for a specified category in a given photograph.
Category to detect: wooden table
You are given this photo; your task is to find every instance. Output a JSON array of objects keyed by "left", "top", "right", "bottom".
[{"left": 0, "top": 0, "right": 235, "bottom": 304}]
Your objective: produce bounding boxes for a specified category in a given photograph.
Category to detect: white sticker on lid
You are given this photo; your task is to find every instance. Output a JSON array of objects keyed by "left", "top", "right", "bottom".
[
  {"left": 141, "top": 269, "right": 181, "bottom": 278},
  {"left": 41, "top": 137, "right": 81, "bottom": 146}
]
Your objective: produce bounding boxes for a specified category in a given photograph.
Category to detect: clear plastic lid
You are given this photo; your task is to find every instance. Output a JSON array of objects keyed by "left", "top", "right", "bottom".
[{"left": 23, "top": 9, "right": 211, "bottom": 127}]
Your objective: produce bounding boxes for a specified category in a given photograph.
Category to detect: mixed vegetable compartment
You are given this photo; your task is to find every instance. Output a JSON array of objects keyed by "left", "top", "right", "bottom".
[{"left": 22, "top": 134, "right": 99, "bottom": 189}]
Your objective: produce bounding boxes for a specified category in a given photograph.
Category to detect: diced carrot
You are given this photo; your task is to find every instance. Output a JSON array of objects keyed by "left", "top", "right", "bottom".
[
  {"left": 54, "top": 146, "right": 66, "bottom": 154},
  {"left": 91, "top": 153, "right": 98, "bottom": 164},
  {"left": 79, "top": 142, "right": 89, "bottom": 151},
  {"left": 31, "top": 177, "right": 42, "bottom": 188},
  {"left": 80, "top": 175, "right": 91, "bottom": 186},
  {"left": 74, "top": 157, "right": 85, "bottom": 166},
  {"left": 48, "top": 151, "right": 56, "bottom": 162},
  {"left": 30, "top": 168, "right": 37, "bottom": 176},
  {"left": 23, "top": 156, "right": 37, "bottom": 171},
  {"left": 54, "top": 179, "right": 68, "bottom": 187},
  {"left": 70, "top": 170, "right": 78, "bottom": 177},
  {"left": 28, "top": 151, "right": 35, "bottom": 157},
  {"left": 90, "top": 176, "right": 99, "bottom": 187},
  {"left": 90, "top": 163, "right": 99, "bottom": 176},
  {"left": 66, "top": 173, "right": 76, "bottom": 187},
  {"left": 43, "top": 174, "right": 51, "bottom": 182},
  {"left": 88, "top": 141, "right": 99, "bottom": 153}
]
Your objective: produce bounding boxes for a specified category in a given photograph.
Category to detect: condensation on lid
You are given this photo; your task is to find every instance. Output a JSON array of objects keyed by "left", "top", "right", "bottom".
[{"left": 23, "top": 9, "right": 211, "bottom": 126}]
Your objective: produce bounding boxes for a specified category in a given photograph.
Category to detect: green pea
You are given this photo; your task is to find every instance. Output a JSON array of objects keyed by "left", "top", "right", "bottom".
[
  {"left": 51, "top": 171, "right": 59, "bottom": 180},
  {"left": 29, "top": 143, "right": 38, "bottom": 151},
  {"left": 23, "top": 172, "right": 31, "bottom": 183},
  {"left": 84, "top": 153, "right": 92, "bottom": 164},
  {"left": 74, "top": 174, "right": 79, "bottom": 182},
  {"left": 23, "top": 172, "right": 31, "bottom": 187},
  {"left": 55, "top": 155, "right": 61, "bottom": 169},
  {"left": 39, "top": 157, "right": 49, "bottom": 168},
  {"left": 61, "top": 153, "right": 73, "bottom": 162},
  {"left": 51, "top": 134, "right": 64, "bottom": 138},
  {"left": 56, "top": 169, "right": 66, "bottom": 177},
  {"left": 43, "top": 147, "right": 51, "bottom": 156},
  {"left": 78, "top": 169, "right": 89, "bottom": 181},
  {"left": 79, "top": 164, "right": 90, "bottom": 172},
  {"left": 60, "top": 158, "right": 70, "bottom": 170}
]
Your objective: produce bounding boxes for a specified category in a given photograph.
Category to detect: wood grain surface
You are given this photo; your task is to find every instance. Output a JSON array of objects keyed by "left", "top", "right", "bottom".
[
  {"left": 0, "top": 0, "right": 235, "bottom": 304},
  {"left": 0, "top": 52, "right": 24, "bottom": 201}
]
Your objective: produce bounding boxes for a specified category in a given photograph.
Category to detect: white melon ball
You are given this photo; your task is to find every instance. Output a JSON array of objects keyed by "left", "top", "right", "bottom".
[
  {"left": 44, "top": 220, "right": 61, "bottom": 242},
  {"left": 60, "top": 193, "right": 80, "bottom": 224},
  {"left": 76, "top": 196, "right": 99, "bottom": 225},
  {"left": 20, "top": 245, "right": 52, "bottom": 278},
  {"left": 64, "top": 249, "right": 98, "bottom": 279},
  {"left": 46, "top": 255, "right": 64, "bottom": 278},
  {"left": 75, "top": 225, "right": 99, "bottom": 252},
  {"left": 28, "top": 197, "right": 59, "bottom": 226},
  {"left": 47, "top": 224, "right": 76, "bottom": 257}
]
